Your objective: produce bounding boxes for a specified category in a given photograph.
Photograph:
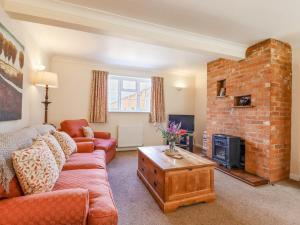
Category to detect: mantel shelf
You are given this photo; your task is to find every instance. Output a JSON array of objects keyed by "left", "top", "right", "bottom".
[{"left": 216, "top": 95, "right": 228, "bottom": 98}]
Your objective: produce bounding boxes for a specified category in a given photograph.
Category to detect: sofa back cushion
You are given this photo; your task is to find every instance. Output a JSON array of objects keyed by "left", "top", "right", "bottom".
[
  {"left": 52, "top": 131, "right": 77, "bottom": 159},
  {"left": 0, "top": 124, "right": 56, "bottom": 198},
  {"left": 42, "top": 134, "right": 66, "bottom": 171},
  {"left": 12, "top": 139, "right": 59, "bottom": 195},
  {"left": 60, "top": 119, "right": 89, "bottom": 137}
]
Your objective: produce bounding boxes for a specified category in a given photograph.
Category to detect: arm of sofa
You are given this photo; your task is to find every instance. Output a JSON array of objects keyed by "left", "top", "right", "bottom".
[
  {"left": 0, "top": 188, "right": 89, "bottom": 225},
  {"left": 94, "top": 131, "right": 111, "bottom": 139},
  {"left": 73, "top": 137, "right": 94, "bottom": 142},
  {"left": 76, "top": 142, "right": 95, "bottom": 153}
]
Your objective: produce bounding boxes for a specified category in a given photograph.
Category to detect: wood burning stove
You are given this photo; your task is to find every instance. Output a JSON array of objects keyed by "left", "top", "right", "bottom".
[{"left": 212, "top": 134, "right": 242, "bottom": 169}]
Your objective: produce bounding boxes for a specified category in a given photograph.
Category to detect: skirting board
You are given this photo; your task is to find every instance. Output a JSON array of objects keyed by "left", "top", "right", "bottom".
[
  {"left": 117, "top": 147, "right": 138, "bottom": 151},
  {"left": 290, "top": 173, "right": 300, "bottom": 181}
]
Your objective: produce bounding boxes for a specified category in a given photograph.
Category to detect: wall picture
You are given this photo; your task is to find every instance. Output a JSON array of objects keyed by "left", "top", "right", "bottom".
[{"left": 0, "top": 23, "right": 24, "bottom": 121}]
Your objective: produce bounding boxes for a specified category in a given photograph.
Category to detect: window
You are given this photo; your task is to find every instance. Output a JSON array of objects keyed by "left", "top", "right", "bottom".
[{"left": 108, "top": 75, "right": 151, "bottom": 112}]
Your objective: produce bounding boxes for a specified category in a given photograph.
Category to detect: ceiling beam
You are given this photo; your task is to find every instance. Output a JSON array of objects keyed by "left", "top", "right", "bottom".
[{"left": 2, "top": 0, "right": 247, "bottom": 59}]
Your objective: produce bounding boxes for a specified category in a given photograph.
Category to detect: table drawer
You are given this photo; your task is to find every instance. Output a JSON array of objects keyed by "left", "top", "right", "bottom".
[{"left": 138, "top": 151, "right": 165, "bottom": 199}]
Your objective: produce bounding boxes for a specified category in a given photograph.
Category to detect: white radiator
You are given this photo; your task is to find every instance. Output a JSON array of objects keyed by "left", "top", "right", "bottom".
[{"left": 117, "top": 125, "right": 144, "bottom": 148}]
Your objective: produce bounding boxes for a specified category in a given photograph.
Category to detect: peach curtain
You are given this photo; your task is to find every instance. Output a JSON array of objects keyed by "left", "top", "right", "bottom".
[
  {"left": 89, "top": 70, "right": 108, "bottom": 123},
  {"left": 149, "top": 76, "right": 165, "bottom": 123}
]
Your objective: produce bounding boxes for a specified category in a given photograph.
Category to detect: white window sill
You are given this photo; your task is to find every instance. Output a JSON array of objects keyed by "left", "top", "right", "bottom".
[{"left": 108, "top": 111, "right": 150, "bottom": 113}]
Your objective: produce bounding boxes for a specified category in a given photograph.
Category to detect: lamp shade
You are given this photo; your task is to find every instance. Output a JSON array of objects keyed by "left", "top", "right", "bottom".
[{"left": 35, "top": 71, "right": 58, "bottom": 88}]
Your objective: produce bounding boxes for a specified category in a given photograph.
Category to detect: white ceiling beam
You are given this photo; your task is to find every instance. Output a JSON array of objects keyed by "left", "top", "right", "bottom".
[{"left": 2, "top": 0, "right": 247, "bottom": 59}]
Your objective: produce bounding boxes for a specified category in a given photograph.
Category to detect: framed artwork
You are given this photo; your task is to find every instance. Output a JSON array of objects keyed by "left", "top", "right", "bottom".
[{"left": 0, "top": 23, "right": 25, "bottom": 121}]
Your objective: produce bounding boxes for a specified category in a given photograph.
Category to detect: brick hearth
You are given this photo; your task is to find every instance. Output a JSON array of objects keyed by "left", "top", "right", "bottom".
[{"left": 206, "top": 39, "right": 292, "bottom": 182}]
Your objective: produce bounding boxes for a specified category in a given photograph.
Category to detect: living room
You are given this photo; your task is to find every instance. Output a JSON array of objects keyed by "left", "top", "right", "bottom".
[{"left": 0, "top": 1, "right": 300, "bottom": 225}]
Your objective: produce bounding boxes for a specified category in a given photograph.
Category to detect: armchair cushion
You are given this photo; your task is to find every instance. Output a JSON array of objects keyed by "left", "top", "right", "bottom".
[
  {"left": 0, "top": 188, "right": 89, "bottom": 225},
  {"left": 82, "top": 126, "right": 94, "bottom": 138},
  {"left": 94, "top": 138, "right": 117, "bottom": 152}
]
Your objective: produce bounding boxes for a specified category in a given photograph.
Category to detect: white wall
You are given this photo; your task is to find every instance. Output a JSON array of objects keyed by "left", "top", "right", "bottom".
[
  {"left": 49, "top": 56, "right": 196, "bottom": 146},
  {"left": 290, "top": 47, "right": 300, "bottom": 181},
  {"left": 194, "top": 65, "right": 207, "bottom": 148},
  {"left": 0, "top": 5, "right": 49, "bottom": 132}
]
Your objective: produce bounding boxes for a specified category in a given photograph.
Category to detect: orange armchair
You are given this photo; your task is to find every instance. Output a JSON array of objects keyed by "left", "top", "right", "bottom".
[{"left": 60, "top": 119, "right": 116, "bottom": 163}]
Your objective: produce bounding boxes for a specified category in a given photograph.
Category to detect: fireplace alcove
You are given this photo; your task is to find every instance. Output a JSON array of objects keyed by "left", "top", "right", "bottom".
[{"left": 206, "top": 39, "right": 292, "bottom": 183}]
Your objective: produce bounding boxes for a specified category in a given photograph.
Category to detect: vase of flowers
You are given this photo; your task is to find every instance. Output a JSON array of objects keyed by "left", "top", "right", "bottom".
[{"left": 155, "top": 122, "right": 187, "bottom": 155}]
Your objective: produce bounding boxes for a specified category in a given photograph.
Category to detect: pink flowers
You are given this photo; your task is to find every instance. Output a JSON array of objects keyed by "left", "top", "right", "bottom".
[{"left": 155, "top": 122, "right": 187, "bottom": 143}]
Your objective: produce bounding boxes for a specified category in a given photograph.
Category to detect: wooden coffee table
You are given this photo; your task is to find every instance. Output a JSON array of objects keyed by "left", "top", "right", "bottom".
[{"left": 137, "top": 146, "right": 216, "bottom": 213}]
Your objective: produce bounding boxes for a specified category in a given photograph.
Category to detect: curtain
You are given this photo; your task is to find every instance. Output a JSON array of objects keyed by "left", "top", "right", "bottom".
[
  {"left": 89, "top": 70, "right": 108, "bottom": 123},
  {"left": 149, "top": 76, "right": 165, "bottom": 123}
]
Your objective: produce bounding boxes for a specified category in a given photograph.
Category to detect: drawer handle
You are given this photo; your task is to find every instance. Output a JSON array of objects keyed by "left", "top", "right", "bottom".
[
  {"left": 188, "top": 168, "right": 193, "bottom": 171},
  {"left": 154, "top": 169, "right": 157, "bottom": 174},
  {"left": 142, "top": 158, "right": 144, "bottom": 161},
  {"left": 153, "top": 181, "right": 157, "bottom": 187}
]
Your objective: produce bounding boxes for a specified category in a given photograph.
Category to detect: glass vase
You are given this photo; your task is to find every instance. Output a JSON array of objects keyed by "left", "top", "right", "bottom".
[{"left": 169, "top": 141, "right": 176, "bottom": 152}]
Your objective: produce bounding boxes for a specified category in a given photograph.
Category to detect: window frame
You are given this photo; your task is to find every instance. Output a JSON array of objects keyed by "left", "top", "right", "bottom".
[{"left": 108, "top": 75, "right": 151, "bottom": 113}]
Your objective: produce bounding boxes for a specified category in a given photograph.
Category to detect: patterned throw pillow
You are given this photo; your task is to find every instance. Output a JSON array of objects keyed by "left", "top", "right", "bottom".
[
  {"left": 12, "top": 139, "right": 59, "bottom": 195},
  {"left": 52, "top": 131, "right": 77, "bottom": 159},
  {"left": 82, "top": 126, "right": 94, "bottom": 138},
  {"left": 42, "top": 134, "right": 66, "bottom": 171}
]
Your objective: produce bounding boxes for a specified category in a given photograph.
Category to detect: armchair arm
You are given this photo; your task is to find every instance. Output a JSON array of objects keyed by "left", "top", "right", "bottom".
[
  {"left": 0, "top": 188, "right": 89, "bottom": 225},
  {"left": 73, "top": 137, "right": 94, "bottom": 142},
  {"left": 76, "top": 142, "right": 95, "bottom": 153},
  {"left": 94, "top": 131, "right": 111, "bottom": 139}
]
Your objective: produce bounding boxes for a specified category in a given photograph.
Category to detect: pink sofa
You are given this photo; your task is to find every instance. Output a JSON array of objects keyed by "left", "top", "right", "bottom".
[
  {"left": 60, "top": 119, "right": 117, "bottom": 163},
  {"left": 0, "top": 127, "right": 118, "bottom": 225}
]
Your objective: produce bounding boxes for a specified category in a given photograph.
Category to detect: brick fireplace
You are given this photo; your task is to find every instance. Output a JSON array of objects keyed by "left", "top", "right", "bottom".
[{"left": 206, "top": 39, "right": 292, "bottom": 182}]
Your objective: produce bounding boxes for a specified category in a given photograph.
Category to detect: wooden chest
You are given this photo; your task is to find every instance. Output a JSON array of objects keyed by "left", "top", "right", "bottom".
[{"left": 137, "top": 146, "right": 216, "bottom": 213}]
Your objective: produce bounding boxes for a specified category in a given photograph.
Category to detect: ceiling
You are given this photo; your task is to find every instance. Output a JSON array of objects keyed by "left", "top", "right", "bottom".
[
  {"left": 57, "top": 0, "right": 300, "bottom": 45},
  {"left": 6, "top": 0, "right": 300, "bottom": 73},
  {"left": 22, "top": 22, "right": 211, "bottom": 73}
]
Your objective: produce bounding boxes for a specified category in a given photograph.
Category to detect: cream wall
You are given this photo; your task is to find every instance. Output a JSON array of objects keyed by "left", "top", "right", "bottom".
[
  {"left": 194, "top": 65, "right": 207, "bottom": 148},
  {"left": 49, "top": 56, "right": 196, "bottom": 146},
  {"left": 0, "top": 5, "right": 49, "bottom": 132},
  {"left": 290, "top": 47, "right": 300, "bottom": 181}
]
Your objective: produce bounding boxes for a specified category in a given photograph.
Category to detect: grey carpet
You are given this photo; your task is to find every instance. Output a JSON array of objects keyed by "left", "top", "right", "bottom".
[{"left": 107, "top": 151, "right": 300, "bottom": 225}]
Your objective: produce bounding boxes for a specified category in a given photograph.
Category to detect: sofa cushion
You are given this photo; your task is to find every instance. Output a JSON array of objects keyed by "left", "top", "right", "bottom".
[
  {"left": 63, "top": 150, "right": 106, "bottom": 170},
  {"left": 12, "top": 140, "right": 59, "bottom": 195},
  {"left": 53, "top": 131, "right": 77, "bottom": 159},
  {"left": 82, "top": 126, "right": 94, "bottom": 138},
  {"left": 60, "top": 119, "right": 89, "bottom": 137},
  {"left": 0, "top": 177, "right": 23, "bottom": 199},
  {"left": 42, "top": 134, "right": 66, "bottom": 171},
  {"left": 94, "top": 138, "right": 117, "bottom": 152},
  {"left": 53, "top": 169, "right": 118, "bottom": 225}
]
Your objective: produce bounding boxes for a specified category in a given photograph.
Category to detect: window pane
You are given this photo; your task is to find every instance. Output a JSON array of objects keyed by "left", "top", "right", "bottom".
[
  {"left": 121, "top": 91, "right": 137, "bottom": 111},
  {"left": 108, "top": 79, "right": 119, "bottom": 111},
  {"left": 139, "top": 82, "right": 151, "bottom": 111},
  {"left": 108, "top": 75, "right": 151, "bottom": 112},
  {"left": 123, "top": 80, "right": 136, "bottom": 90}
]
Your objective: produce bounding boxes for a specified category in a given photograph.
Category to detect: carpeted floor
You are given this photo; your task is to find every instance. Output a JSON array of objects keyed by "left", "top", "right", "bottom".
[{"left": 107, "top": 151, "right": 300, "bottom": 225}]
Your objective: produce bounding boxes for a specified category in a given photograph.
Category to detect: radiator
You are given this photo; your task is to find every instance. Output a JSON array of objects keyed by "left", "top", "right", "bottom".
[{"left": 117, "top": 125, "right": 144, "bottom": 147}]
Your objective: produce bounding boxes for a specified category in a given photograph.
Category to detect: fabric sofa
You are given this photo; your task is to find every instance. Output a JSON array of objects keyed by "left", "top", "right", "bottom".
[
  {"left": 0, "top": 125, "right": 118, "bottom": 225},
  {"left": 60, "top": 119, "right": 117, "bottom": 163}
]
